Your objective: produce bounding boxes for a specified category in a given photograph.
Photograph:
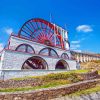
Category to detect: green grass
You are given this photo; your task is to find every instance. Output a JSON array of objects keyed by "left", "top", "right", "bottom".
[
  {"left": 69, "top": 84, "right": 100, "bottom": 96},
  {"left": 0, "top": 70, "right": 89, "bottom": 92},
  {"left": 0, "top": 80, "right": 70, "bottom": 92},
  {"left": 70, "top": 69, "right": 89, "bottom": 73},
  {"left": 1, "top": 80, "right": 100, "bottom": 96},
  {"left": 98, "top": 70, "right": 100, "bottom": 75},
  {"left": 12, "top": 70, "right": 89, "bottom": 81}
]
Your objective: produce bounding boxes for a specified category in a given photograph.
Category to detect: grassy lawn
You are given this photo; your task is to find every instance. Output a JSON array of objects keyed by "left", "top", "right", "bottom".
[
  {"left": 98, "top": 70, "right": 100, "bottom": 75},
  {"left": 1, "top": 80, "right": 100, "bottom": 95},
  {"left": 70, "top": 69, "right": 89, "bottom": 73},
  {"left": 0, "top": 70, "right": 89, "bottom": 92},
  {"left": 0, "top": 80, "right": 70, "bottom": 92},
  {"left": 12, "top": 69, "right": 89, "bottom": 81},
  {"left": 69, "top": 84, "right": 100, "bottom": 96}
]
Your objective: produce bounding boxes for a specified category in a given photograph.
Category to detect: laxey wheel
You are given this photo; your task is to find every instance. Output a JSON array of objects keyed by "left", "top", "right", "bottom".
[{"left": 18, "top": 18, "right": 64, "bottom": 49}]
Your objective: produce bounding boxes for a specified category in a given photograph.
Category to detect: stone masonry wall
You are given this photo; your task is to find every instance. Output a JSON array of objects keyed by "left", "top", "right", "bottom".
[
  {"left": 9, "top": 36, "right": 69, "bottom": 57},
  {"left": 1, "top": 49, "right": 76, "bottom": 70},
  {"left": 0, "top": 70, "right": 68, "bottom": 80},
  {"left": 0, "top": 35, "right": 77, "bottom": 70},
  {"left": 52, "top": 92, "right": 100, "bottom": 100}
]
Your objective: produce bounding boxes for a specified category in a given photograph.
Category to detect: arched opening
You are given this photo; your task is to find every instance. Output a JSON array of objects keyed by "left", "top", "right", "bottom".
[
  {"left": 61, "top": 53, "right": 69, "bottom": 59},
  {"left": 55, "top": 60, "right": 69, "bottom": 70},
  {"left": 39, "top": 47, "right": 59, "bottom": 58},
  {"left": 22, "top": 56, "right": 48, "bottom": 69},
  {"left": 15, "top": 44, "right": 35, "bottom": 53}
]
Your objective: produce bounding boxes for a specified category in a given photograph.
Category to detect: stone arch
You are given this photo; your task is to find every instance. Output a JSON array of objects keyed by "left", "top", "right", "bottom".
[
  {"left": 55, "top": 59, "right": 69, "bottom": 70},
  {"left": 22, "top": 56, "right": 48, "bottom": 69},
  {"left": 61, "top": 53, "right": 69, "bottom": 59},
  {"left": 15, "top": 43, "right": 35, "bottom": 53},
  {"left": 39, "top": 47, "right": 59, "bottom": 58}
]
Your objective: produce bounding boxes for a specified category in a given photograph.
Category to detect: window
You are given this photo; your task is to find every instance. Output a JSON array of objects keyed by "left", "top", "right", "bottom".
[
  {"left": 39, "top": 48, "right": 59, "bottom": 58},
  {"left": 16, "top": 44, "right": 35, "bottom": 53},
  {"left": 61, "top": 53, "right": 69, "bottom": 59}
]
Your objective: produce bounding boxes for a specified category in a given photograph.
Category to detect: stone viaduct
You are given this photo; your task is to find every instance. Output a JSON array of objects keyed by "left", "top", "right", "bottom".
[{"left": 71, "top": 51, "right": 100, "bottom": 63}]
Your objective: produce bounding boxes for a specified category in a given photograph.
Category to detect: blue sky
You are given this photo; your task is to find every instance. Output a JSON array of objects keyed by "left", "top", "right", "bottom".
[{"left": 0, "top": 0, "right": 100, "bottom": 53}]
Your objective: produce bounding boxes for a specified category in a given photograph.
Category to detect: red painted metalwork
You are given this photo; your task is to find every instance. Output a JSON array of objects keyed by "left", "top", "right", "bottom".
[
  {"left": 61, "top": 53, "right": 69, "bottom": 59},
  {"left": 18, "top": 18, "right": 64, "bottom": 49},
  {"left": 39, "top": 47, "right": 59, "bottom": 58},
  {"left": 15, "top": 44, "right": 35, "bottom": 54}
]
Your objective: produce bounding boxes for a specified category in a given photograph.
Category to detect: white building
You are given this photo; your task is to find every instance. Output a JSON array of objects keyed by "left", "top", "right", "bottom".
[{"left": 0, "top": 18, "right": 77, "bottom": 80}]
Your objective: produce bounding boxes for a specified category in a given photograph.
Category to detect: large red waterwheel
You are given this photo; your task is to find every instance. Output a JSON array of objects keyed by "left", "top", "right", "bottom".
[{"left": 18, "top": 18, "right": 64, "bottom": 49}]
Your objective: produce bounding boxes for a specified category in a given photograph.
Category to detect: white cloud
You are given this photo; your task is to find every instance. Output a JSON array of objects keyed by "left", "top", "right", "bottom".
[
  {"left": 73, "top": 50, "right": 82, "bottom": 52},
  {"left": 70, "top": 40, "right": 82, "bottom": 52},
  {"left": 71, "top": 40, "right": 80, "bottom": 44},
  {"left": 70, "top": 44, "right": 80, "bottom": 50},
  {"left": 3, "top": 27, "right": 13, "bottom": 35},
  {"left": 71, "top": 40, "right": 80, "bottom": 50},
  {"left": 0, "top": 43, "right": 4, "bottom": 51},
  {"left": 76, "top": 25, "right": 93, "bottom": 32}
]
